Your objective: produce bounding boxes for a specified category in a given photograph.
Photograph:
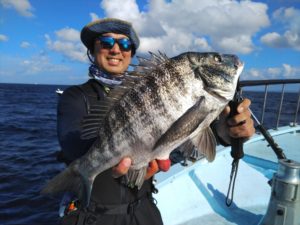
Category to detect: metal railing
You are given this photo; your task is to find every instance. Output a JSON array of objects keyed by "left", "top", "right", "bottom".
[{"left": 239, "top": 79, "right": 300, "bottom": 129}]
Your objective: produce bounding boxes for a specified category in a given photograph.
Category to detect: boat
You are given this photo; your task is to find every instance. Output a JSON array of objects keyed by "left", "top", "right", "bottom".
[
  {"left": 56, "top": 88, "right": 64, "bottom": 95},
  {"left": 154, "top": 79, "right": 300, "bottom": 225}
]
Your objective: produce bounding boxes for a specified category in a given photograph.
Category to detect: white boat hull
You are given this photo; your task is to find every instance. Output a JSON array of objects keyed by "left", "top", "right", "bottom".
[{"left": 155, "top": 126, "right": 300, "bottom": 225}]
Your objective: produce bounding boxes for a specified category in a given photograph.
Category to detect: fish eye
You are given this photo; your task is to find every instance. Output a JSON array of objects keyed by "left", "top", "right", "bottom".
[{"left": 214, "top": 54, "right": 222, "bottom": 63}]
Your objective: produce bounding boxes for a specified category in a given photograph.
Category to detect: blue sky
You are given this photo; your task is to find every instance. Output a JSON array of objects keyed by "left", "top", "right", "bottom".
[{"left": 0, "top": 0, "right": 299, "bottom": 85}]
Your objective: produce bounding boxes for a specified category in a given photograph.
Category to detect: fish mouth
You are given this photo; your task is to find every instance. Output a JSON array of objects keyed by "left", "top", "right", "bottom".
[
  {"left": 222, "top": 57, "right": 244, "bottom": 82},
  {"left": 221, "top": 73, "right": 233, "bottom": 83},
  {"left": 205, "top": 61, "right": 244, "bottom": 101},
  {"left": 235, "top": 61, "right": 244, "bottom": 77}
]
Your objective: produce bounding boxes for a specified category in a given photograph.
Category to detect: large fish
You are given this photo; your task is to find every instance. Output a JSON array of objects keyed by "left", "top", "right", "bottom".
[{"left": 42, "top": 52, "right": 243, "bottom": 207}]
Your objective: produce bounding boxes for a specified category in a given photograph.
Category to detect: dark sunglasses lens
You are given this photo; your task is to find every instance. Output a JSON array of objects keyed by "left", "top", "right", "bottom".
[
  {"left": 99, "top": 37, "right": 115, "bottom": 49},
  {"left": 118, "top": 38, "right": 132, "bottom": 51},
  {"left": 98, "top": 37, "right": 132, "bottom": 51}
]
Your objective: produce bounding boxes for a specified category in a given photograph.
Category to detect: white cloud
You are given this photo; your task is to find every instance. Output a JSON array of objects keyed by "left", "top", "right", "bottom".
[
  {"left": 249, "top": 69, "right": 262, "bottom": 78},
  {"left": 101, "top": 0, "right": 270, "bottom": 56},
  {"left": 45, "top": 28, "right": 87, "bottom": 63},
  {"left": 261, "top": 32, "right": 283, "bottom": 46},
  {"left": 267, "top": 67, "right": 281, "bottom": 76},
  {"left": 242, "top": 64, "right": 300, "bottom": 80},
  {"left": 0, "top": 52, "right": 70, "bottom": 80},
  {"left": 139, "top": 25, "right": 212, "bottom": 55},
  {"left": 90, "top": 12, "right": 99, "bottom": 21},
  {"left": 55, "top": 27, "right": 80, "bottom": 42},
  {"left": 261, "top": 7, "right": 300, "bottom": 51},
  {"left": 0, "top": 0, "right": 34, "bottom": 17},
  {"left": 217, "top": 35, "right": 254, "bottom": 54},
  {"left": 20, "top": 41, "right": 30, "bottom": 48},
  {"left": 20, "top": 54, "right": 70, "bottom": 75},
  {"left": 0, "top": 34, "right": 8, "bottom": 41},
  {"left": 282, "top": 63, "right": 299, "bottom": 78},
  {"left": 101, "top": 0, "right": 141, "bottom": 22}
]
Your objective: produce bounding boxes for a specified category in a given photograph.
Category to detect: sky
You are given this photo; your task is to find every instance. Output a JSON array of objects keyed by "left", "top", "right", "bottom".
[{"left": 0, "top": 0, "right": 300, "bottom": 86}]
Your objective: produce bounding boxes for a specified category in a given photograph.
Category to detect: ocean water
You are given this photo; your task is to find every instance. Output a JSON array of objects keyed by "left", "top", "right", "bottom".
[
  {"left": 0, "top": 84, "right": 64, "bottom": 225},
  {"left": 0, "top": 83, "right": 299, "bottom": 225}
]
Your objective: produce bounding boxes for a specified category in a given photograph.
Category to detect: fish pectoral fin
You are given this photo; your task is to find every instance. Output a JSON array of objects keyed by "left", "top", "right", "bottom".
[
  {"left": 191, "top": 127, "right": 217, "bottom": 162},
  {"left": 153, "top": 97, "right": 208, "bottom": 151},
  {"left": 41, "top": 164, "right": 94, "bottom": 207},
  {"left": 124, "top": 167, "right": 148, "bottom": 189}
]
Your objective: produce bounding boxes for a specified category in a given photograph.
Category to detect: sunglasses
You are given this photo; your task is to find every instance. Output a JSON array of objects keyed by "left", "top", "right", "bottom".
[{"left": 98, "top": 36, "right": 132, "bottom": 52}]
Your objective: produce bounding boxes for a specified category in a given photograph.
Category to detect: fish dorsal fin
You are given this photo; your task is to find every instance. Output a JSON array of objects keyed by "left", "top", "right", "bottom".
[
  {"left": 191, "top": 127, "right": 217, "bottom": 162},
  {"left": 80, "top": 75, "right": 141, "bottom": 140},
  {"left": 132, "top": 51, "right": 169, "bottom": 75},
  {"left": 107, "top": 72, "right": 143, "bottom": 99},
  {"left": 81, "top": 51, "right": 169, "bottom": 140}
]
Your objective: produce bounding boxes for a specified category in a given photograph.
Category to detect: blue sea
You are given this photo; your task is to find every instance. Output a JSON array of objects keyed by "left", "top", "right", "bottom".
[{"left": 0, "top": 83, "right": 299, "bottom": 225}]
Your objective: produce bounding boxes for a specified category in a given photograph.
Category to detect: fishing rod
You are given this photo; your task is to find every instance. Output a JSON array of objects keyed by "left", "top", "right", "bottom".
[
  {"left": 225, "top": 83, "right": 288, "bottom": 207},
  {"left": 249, "top": 109, "right": 286, "bottom": 160},
  {"left": 225, "top": 84, "right": 245, "bottom": 207}
]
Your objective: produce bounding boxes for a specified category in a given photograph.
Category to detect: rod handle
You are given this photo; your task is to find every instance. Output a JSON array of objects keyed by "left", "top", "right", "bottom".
[{"left": 229, "top": 100, "right": 244, "bottom": 160}]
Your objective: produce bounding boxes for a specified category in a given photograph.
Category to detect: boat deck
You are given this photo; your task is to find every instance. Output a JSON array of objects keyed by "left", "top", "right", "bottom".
[{"left": 155, "top": 125, "right": 300, "bottom": 225}]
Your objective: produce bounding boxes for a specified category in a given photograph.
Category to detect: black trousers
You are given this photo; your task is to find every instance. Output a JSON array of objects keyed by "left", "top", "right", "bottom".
[
  {"left": 60, "top": 169, "right": 163, "bottom": 225},
  {"left": 60, "top": 196, "right": 163, "bottom": 225}
]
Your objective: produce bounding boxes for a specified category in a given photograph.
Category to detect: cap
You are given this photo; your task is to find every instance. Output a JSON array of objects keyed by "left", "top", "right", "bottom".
[{"left": 80, "top": 18, "right": 140, "bottom": 55}]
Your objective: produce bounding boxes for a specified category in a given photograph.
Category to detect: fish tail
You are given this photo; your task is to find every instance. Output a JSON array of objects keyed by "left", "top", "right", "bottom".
[{"left": 41, "top": 166, "right": 93, "bottom": 207}]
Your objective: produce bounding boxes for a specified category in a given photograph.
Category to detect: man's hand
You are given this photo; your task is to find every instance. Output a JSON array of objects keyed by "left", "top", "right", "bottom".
[
  {"left": 112, "top": 157, "right": 171, "bottom": 180},
  {"left": 216, "top": 98, "right": 255, "bottom": 145},
  {"left": 112, "top": 157, "right": 132, "bottom": 178}
]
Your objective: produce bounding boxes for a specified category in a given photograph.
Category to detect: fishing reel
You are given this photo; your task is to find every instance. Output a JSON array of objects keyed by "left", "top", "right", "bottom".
[
  {"left": 259, "top": 159, "right": 300, "bottom": 225},
  {"left": 227, "top": 83, "right": 300, "bottom": 224}
]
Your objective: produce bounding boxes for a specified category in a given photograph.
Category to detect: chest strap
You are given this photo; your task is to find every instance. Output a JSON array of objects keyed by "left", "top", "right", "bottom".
[{"left": 87, "top": 192, "right": 154, "bottom": 215}]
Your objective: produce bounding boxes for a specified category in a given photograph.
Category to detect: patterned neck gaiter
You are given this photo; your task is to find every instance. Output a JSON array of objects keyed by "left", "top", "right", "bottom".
[{"left": 88, "top": 64, "right": 124, "bottom": 87}]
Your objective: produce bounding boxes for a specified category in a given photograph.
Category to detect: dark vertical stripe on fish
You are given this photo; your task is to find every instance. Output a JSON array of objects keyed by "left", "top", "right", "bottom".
[
  {"left": 145, "top": 75, "right": 161, "bottom": 106},
  {"left": 128, "top": 89, "right": 144, "bottom": 109},
  {"left": 103, "top": 117, "right": 116, "bottom": 153},
  {"left": 113, "top": 103, "right": 129, "bottom": 128}
]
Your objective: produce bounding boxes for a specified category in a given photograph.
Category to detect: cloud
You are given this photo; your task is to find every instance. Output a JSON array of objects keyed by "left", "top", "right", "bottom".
[
  {"left": 261, "top": 7, "right": 300, "bottom": 51},
  {"left": 45, "top": 28, "right": 87, "bottom": 63},
  {"left": 101, "top": 0, "right": 270, "bottom": 56},
  {"left": 0, "top": 52, "right": 70, "bottom": 82},
  {"left": 0, "top": 0, "right": 34, "bottom": 17},
  {"left": 20, "top": 41, "right": 30, "bottom": 48},
  {"left": 0, "top": 34, "right": 8, "bottom": 41},
  {"left": 90, "top": 12, "right": 99, "bottom": 21},
  {"left": 282, "top": 63, "right": 299, "bottom": 78},
  {"left": 267, "top": 67, "right": 281, "bottom": 76},
  {"left": 101, "top": 0, "right": 141, "bottom": 22},
  {"left": 21, "top": 54, "right": 70, "bottom": 75},
  {"left": 55, "top": 27, "right": 80, "bottom": 42},
  {"left": 139, "top": 25, "right": 212, "bottom": 54},
  {"left": 242, "top": 64, "right": 300, "bottom": 80},
  {"left": 0, "top": 50, "right": 90, "bottom": 84}
]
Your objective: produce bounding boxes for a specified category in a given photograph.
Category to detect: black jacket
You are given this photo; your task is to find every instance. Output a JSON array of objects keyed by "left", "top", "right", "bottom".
[{"left": 57, "top": 79, "right": 163, "bottom": 225}]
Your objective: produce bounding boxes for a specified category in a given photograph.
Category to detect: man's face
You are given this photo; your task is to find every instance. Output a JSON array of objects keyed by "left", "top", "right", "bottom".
[{"left": 93, "top": 33, "right": 132, "bottom": 75}]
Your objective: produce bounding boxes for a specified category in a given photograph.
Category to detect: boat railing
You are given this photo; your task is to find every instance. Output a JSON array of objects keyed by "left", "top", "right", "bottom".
[{"left": 239, "top": 79, "right": 300, "bottom": 129}]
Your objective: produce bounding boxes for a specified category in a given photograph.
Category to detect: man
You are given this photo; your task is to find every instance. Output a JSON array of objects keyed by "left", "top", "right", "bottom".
[{"left": 57, "top": 18, "right": 254, "bottom": 225}]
